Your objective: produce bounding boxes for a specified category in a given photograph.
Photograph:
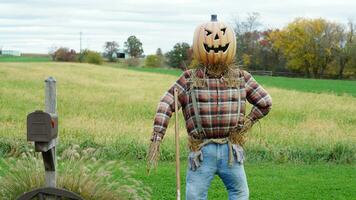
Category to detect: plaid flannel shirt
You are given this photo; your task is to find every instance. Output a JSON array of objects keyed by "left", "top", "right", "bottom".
[{"left": 152, "top": 68, "right": 272, "bottom": 140}]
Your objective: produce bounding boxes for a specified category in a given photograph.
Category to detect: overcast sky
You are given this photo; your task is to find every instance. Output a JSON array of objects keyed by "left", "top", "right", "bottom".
[{"left": 1, "top": 0, "right": 355, "bottom": 54}]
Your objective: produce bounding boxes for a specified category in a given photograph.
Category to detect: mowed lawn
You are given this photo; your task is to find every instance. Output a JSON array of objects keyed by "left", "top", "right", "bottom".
[
  {"left": 1, "top": 158, "right": 354, "bottom": 200},
  {"left": 127, "top": 161, "right": 356, "bottom": 200},
  {"left": 0, "top": 62, "right": 356, "bottom": 199}
]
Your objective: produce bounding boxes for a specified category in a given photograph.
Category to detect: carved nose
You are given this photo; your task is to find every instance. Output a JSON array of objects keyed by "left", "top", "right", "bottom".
[{"left": 214, "top": 34, "right": 219, "bottom": 40}]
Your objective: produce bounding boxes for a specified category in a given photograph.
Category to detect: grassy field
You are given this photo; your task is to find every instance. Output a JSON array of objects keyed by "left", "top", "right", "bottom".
[
  {"left": 0, "top": 62, "right": 356, "bottom": 163},
  {"left": 0, "top": 62, "right": 356, "bottom": 199},
  {"left": 108, "top": 63, "right": 356, "bottom": 97},
  {"left": 0, "top": 55, "right": 51, "bottom": 62}
]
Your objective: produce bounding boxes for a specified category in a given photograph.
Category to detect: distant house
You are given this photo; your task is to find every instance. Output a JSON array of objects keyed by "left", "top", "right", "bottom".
[
  {"left": 112, "top": 52, "right": 118, "bottom": 59},
  {"left": 0, "top": 50, "right": 21, "bottom": 56},
  {"left": 117, "top": 49, "right": 128, "bottom": 59}
]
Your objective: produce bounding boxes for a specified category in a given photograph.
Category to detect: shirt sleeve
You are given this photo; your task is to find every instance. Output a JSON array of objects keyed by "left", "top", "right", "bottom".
[
  {"left": 151, "top": 71, "right": 189, "bottom": 141},
  {"left": 243, "top": 71, "right": 272, "bottom": 122}
]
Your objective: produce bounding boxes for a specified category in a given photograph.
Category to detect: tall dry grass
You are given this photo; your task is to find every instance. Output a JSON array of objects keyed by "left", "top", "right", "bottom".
[
  {"left": 0, "top": 145, "right": 151, "bottom": 199},
  {"left": 0, "top": 62, "right": 355, "bottom": 163}
]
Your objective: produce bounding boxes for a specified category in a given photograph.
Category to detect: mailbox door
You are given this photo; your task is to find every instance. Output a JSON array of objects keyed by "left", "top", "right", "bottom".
[{"left": 27, "top": 111, "right": 52, "bottom": 142}]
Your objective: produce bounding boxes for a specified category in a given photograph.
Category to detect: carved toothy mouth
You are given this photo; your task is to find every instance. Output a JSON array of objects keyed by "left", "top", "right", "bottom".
[{"left": 203, "top": 43, "right": 229, "bottom": 53}]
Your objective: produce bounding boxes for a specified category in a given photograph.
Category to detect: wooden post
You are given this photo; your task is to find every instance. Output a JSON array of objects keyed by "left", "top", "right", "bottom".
[
  {"left": 44, "top": 77, "right": 57, "bottom": 188},
  {"left": 174, "top": 88, "right": 181, "bottom": 200}
]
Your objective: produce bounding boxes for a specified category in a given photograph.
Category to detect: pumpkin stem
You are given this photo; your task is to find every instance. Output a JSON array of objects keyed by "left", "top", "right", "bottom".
[{"left": 211, "top": 14, "right": 217, "bottom": 22}]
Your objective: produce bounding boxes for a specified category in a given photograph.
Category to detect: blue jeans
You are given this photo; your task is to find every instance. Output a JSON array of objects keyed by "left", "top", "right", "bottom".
[{"left": 186, "top": 143, "right": 249, "bottom": 200}]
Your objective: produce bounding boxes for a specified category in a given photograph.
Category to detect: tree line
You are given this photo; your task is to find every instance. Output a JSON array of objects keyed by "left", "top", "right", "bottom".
[
  {"left": 49, "top": 35, "right": 144, "bottom": 65},
  {"left": 161, "top": 13, "right": 356, "bottom": 79},
  {"left": 234, "top": 13, "right": 356, "bottom": 79},
  {"left": 48, "top": 14, "right": 356, "bottom": 79}
]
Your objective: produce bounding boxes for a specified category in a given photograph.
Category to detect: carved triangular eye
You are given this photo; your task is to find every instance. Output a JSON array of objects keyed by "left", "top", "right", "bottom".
[
  {"left": 205, "top": 30, "right": 212, "bottom": 36},
  {"left": 221, "top": 28, "right": 226, "bottom": 35}
]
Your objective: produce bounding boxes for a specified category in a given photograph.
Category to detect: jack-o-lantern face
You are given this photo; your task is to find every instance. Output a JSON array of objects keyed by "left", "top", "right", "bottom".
[{"left": 193, "top": 15, "right": 236, "bottom": 66}]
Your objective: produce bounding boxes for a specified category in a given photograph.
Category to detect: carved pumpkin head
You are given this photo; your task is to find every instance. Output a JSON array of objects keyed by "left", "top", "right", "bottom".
[{"left": 193, "top": 15, "right": 236, "bottom": 66}]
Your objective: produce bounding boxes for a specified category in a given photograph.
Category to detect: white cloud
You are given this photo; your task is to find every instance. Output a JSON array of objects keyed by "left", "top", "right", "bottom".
[{"left": 0, "top": 0, "right": 355, "bottom": 54}]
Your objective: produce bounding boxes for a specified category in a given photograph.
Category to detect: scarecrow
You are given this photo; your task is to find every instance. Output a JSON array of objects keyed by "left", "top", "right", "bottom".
[{"left": 148, "top": 14, "right": 272, "bottom": 200}]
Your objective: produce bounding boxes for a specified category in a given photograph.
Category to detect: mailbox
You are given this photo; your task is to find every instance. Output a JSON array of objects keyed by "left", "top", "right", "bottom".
[{"left": 27, "top": 110, "right": 58, "bottom": 142}]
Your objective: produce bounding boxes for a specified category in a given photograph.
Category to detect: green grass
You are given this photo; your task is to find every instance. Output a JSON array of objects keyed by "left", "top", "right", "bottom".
[
  {"left": 0, "top": 55, "right": 51, "bottom": 62},
  {"left": 108, "top": 63, "right": 356, "bottom": 97},
  {"left": 255, "top": 75, "right": 356, "bottom": 97},
  {"left": 1, "top": 158, "right": 354, "bottom": 200},
  {"left": 126, "top": 160, "right": 356, "bottom": 200}
]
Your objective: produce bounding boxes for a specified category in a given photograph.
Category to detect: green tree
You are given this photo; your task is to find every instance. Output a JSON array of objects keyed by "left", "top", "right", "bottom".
[
  {"left": 165, "top": 42, "right": 191, "bottom": 69},
  {"left": 103, "top": 41, "right": 119, "bottom": 62},
  {"left": 124, "top": 36, "right": 144, "bottom": 58}
]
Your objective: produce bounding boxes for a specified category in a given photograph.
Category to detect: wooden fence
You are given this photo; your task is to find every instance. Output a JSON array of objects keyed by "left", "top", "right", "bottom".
[{"left": 248, "top": 70, "right": 273, "bottom": 76}]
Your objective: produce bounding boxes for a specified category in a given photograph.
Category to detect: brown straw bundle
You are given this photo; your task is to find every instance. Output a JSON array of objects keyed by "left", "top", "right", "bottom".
[
  {"left": 229, "top": 117, "right": 256, "bottom": 146},
  {"left": 229, "top": 132, "right": 247, "bottom": 146},
  {"left": 188, "top": 137, "right": 204, "bottom": 152},
  {"left": 147, "top": 140, "right": 161, "bottom": 174}
]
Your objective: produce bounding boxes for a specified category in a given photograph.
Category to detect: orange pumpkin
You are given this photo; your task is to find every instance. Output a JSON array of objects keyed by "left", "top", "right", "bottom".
[{"left": 193, "top": 15, "right": 236, "bottom": 66}]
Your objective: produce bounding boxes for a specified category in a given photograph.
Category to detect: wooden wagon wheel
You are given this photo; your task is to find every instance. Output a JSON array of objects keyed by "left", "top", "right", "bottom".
[{"left": 16, "top": 187, "right": 84, "bottom": 200}]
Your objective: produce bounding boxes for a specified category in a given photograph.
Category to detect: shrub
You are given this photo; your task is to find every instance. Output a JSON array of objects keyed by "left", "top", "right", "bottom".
[
  {"left": 145, "top": 55, "right": 162, "bottom": 68},
  {"left": 80, "top": 49, "right": 103, "bottom": 65},
  {"left": 85, "top": 51, "right": 103, "bottom": 65},
  {"left": 53, "top": 47, "right": 76, "bottom": 62}
]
